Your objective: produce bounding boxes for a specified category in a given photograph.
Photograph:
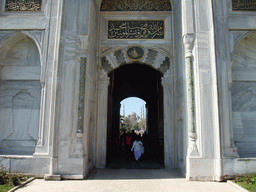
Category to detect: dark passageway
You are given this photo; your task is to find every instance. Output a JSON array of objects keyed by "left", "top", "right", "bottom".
[{"left": 106, "top": 63, "right": 164, "bottom": 168}]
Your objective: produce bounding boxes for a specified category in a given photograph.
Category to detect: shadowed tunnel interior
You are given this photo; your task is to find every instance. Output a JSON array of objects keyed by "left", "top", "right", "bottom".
[{"left": 106, "top": 63, "right": 164, "bottom": 168}]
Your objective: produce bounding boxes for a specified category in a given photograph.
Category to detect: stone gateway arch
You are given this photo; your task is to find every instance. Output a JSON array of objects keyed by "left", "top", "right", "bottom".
[{"left": 0, "top": 0, "right": 256, "bottom": 181}]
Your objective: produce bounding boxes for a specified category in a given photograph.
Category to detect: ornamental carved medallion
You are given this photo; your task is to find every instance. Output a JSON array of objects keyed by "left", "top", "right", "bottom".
[
  {"left": 232, "top": 0, "right": 256, "bottom": 11},
  {"left": 127, "top": 46, "right": 145, "bottom": 61},
  {"left": 5, "top": 0, "right": 42, "bottom": 12},
  {"left": 101, "top": 0, "right": 172, "bottom": 12}
]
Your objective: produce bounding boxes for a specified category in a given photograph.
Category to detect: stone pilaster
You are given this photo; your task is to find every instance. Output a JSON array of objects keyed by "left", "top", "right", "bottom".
[
  {"left": 96, "top": 70, "right": 110, "bottom": 168},
  {"left": 35, "top": 81, "right": 45, "bottom": 147},
  {"left": 44, "top": 0, "right": 64, "bottom": 181},
  {"left": 162, "top": 71, "right": 175, "bottom": 167},
  {"left": 182, "top": 0, "right": 201, "bottom": 180},
  {"left": 184, "top": 35, "right": 199, "bottom": 157},
  {"left": 73, "top": 57, "right": 87, "bottom": 158}
]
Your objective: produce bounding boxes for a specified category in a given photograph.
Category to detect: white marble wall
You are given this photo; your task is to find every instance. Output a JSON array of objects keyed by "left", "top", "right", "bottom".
[
  {"left": 0, "top": 36, "right": 41, "bottom": 155},
  {"left": 2, "top": 0, "right": 256, "bottom": 180},
  {"left": 232, "top": 33, "right": 256, "bottom": 158},
  {"left": 213, "top": 0, "right": 256, "bottom": 177}
]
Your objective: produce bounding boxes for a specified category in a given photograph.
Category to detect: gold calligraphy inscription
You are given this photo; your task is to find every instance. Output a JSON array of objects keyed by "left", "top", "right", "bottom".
[
  {"left": 101, "top": 0, "right": 172, "bottom": 12},
  {"left": 108, "top": 20, "right": 164, "bottom": 40},
  {"left": 232, "top": 0, "right": 256, "bottom": 11},
  {"left": 5, "top": 0, "right": 42, "bottom": 12}
]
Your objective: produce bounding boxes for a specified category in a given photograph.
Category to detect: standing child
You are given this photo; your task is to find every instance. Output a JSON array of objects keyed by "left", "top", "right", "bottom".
[{"left": 131, "top": 136, "right": 143, "bottom": 161}]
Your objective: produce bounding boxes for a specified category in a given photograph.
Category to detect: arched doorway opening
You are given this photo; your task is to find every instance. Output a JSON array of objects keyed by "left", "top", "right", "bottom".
[
  {"left": 106, "top": 63, "right": 164, "bottom": 168},
  {"left": 120, "top": 97, "right": 146, "bottom": 134}
]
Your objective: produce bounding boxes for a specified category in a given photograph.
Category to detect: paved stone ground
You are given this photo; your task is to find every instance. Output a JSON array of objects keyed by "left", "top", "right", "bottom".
[
  {"left": 107, "top": 158, "right": 162, "bottom": 169},
  {"left": 17, "top": 169, "right": 244, "bottom": 192}
]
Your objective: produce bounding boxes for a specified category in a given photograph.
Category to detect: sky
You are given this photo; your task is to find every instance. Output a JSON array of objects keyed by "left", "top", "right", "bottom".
[{"left": 120, "top": 97, "right": 146, "bottom": 117}]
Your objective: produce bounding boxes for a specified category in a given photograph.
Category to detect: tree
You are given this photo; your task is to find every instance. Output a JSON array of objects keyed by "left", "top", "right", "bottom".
[
  {"left": 138, "top": 119, "right": 146, "bottom": 131},
  {"left": 120, "top": 116, "right": 132, "bottom": 133},
  {"left": 133, "top": 123, "right": 140, "bottom": 131}
]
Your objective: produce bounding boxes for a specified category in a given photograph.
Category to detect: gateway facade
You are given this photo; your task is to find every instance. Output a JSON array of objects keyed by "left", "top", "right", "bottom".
[{"left": 0, "top": 0, "right": 256, "bottom": 180}]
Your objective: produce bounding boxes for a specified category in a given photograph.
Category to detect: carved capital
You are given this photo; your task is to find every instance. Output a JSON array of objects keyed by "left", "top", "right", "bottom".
[
  {"left": 79, "top": 35, "right": 89, "bottom": 52},
  {"left": 228, "top": 83, "right": 232, "bottom": 91},
  {"left": 99, "top": 69, "right": 110, "bottom": 88},
  {"left": 183, "top": 34, "right": 195, "bottom": 58},
  {"left": 73, "top": 133, "right": 84, "bottom": 158},
  {"left": 40, "top": 81, "right": 45, "bottom": 89},
  {"left": 188, "top": 132, "right": 200, "bottom": 157}
]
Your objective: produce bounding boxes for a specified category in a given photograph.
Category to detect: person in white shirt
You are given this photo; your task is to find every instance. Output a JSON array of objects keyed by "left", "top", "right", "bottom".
[{"left": 131, "top": 136, "right": 143, "bottom": 161}]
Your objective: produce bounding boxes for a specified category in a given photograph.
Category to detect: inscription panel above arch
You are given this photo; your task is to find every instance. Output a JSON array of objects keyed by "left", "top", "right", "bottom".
[
  {"left": 100, "top": 0, "right": 172, "bottom": 12},
  {"left": 100, "top": 13, "right": 172, "bottom": 45},
  {"left": 232, "top": 0, "right": 256, "bottom": 11}
]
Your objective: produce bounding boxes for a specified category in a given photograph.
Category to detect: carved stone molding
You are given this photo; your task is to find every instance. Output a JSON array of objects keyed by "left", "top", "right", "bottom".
[
  {"left": 230, "top": 31, "right": 251, "bottom": 57},
  {"left": 78, "top": 35, "right": 89, "bottom": 53},
  {"left": 22, "top": 30, "right": 44, "bottom": 56},
  {"left": 101, "top": 57, "right": 114, "bottom": 73},
  {"left": 0, "top": 31, "right": 15, "bottom": 47},
  {"left": 5, "top": 0, "right": 42, "bottom": 12},
  {"left": 101, "top": 47, "right": 171, "bottom": 73},
  {"left": 100, "top": 0, "right": 172, "bottom": 12}
]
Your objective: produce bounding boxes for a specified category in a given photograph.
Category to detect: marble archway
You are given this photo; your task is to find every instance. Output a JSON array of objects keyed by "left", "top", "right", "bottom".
[{"left": 96, "top": 46, "right": 175, "bottom": 168}]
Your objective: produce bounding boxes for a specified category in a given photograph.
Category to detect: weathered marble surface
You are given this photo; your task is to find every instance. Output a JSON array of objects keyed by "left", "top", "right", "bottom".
[
  {"left": 0, "top": 36, "right": 41, "bottom": 155},
  {"left": 233, "top": 33, "right": 256, "bottom": 69},
  {"left": 0, "top": 82, "right": 41, "bottom": 155},
  {"left": 232, "top": 33, "right": 256, "bottom": 158},
  {"left": 1, "top": 0, "right": 256, "bottom": 181}
]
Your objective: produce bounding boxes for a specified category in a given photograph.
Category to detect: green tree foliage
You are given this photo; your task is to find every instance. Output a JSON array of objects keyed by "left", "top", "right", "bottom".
[{"left": 120, "top": 116, "right": 132, "bottom": 133}]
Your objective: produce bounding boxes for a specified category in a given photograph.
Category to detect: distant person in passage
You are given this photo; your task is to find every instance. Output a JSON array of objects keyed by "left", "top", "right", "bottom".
[
  {"left": 131, "top": 136, "right": 143, "bottom": 161},
  {"left": 125, "top": 132, "right": 132, "bottom": 159}
]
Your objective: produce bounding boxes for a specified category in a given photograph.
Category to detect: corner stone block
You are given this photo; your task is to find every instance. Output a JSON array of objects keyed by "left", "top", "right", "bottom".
[
  {"left": 44, "top": 174, "right": 61, "bottom": 181},
  {"left": 0, "top": 158, "right": 11, "bottom": 172}
]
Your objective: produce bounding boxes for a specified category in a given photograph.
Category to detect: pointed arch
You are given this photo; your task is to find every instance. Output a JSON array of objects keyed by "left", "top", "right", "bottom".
[
  {"left": 0, "top": 31, "right": 42, "bottom": 155},
  {"left": 0, "top": 31, "right": 43, "bottom": 69}
]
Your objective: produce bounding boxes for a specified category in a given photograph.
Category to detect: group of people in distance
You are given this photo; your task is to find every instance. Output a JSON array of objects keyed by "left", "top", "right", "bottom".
[{"left": 115, "top": 130, "right": 149, "bottom": 162}]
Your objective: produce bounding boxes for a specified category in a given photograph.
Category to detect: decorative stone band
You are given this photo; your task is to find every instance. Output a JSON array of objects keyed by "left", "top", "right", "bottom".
[
  {"left": 5, "top": 0, "right": 42, "bottom": 12},
  {"left": 101, "top": 47, "right": 171, "bottom": 74},
  {"left": 100, "top": 0, "right": 172, "bottom": 12}
]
